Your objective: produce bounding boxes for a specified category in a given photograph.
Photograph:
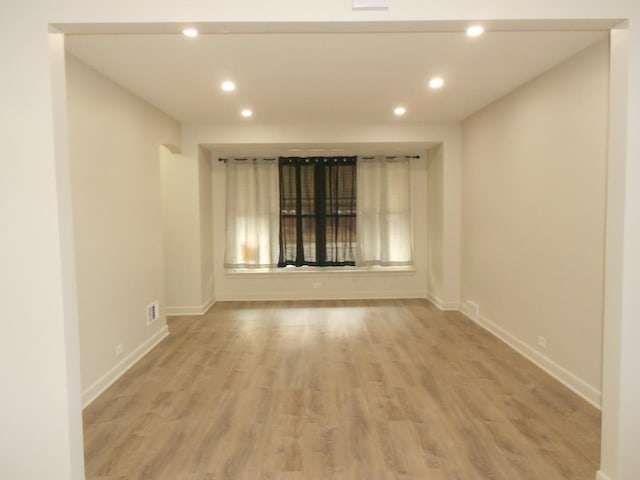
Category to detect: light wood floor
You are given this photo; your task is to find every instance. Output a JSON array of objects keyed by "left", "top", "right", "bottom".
[{"left": 83, "top": 299, "right": 600, "bottom": 479}]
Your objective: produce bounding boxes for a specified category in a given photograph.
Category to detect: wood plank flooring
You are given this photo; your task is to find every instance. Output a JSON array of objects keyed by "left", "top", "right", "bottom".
[{"left": 83, "top": 299, "right": 600, "bottom": 479}]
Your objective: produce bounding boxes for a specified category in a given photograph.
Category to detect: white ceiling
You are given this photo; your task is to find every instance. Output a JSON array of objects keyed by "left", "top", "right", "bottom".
[{"left": 65, "top": 29, "right": 607, "bottom": 125}]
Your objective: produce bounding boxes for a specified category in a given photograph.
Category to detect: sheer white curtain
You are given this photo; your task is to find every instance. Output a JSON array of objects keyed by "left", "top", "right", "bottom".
[
  {"left": 224, "top": 158, "right": 279, "bottom": 268},
  {"left": 357, "top": 156, "right": 413, "bottom": 266}
]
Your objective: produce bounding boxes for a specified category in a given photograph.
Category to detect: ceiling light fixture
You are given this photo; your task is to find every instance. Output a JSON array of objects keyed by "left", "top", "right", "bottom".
[
  {"left": 182, "top": 28, "right": 198, "bottom": 38},
  {"left": 352, "top": 0, "right": 389, "bottom": 10},
  {"left": 221, "top": 81, "right": 236, "bottom": 92},
  {"left": 241, "top": 109, "right": 253, "bottom": 118},
  {"left": 429, "top": 77, "right": 444, "bottom": 89},
  {"left": 394, "top": 106, "right": 406, "bottom": 116},
  {"left": 466, "top": 25, "right": 484, "bottom": 37}
]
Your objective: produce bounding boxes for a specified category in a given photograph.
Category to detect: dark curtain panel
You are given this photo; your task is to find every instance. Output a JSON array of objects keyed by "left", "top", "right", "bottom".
[{"left": 278, "top": 157, "right": 357, "bottom": 267}]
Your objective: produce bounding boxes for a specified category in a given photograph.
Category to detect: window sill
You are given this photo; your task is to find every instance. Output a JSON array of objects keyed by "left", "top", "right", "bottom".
[{"left": 225, "top": 265, "right": 415, "bottom": 278}]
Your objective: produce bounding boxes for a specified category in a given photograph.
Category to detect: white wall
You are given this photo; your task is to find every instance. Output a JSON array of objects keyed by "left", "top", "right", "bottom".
[
  {"left": 160, "top": 147, "right": 214, "bottom": 315},
  {"left": 613, "top": 21, "right": 640, "bottom": 478},
  {"left": 182, "top": 122, "right": 460, "bottom": 301},
  {"left": 427, "top": 144, "right": 445, "bottom": 304},
  {"left": 198, "top": 149, "right": 214, "bottom": 308},
  {"left": 0, "top": 29, "right": 85, "bottom": 480},
  {"left": 160, "top": 148, "right": 203, "bottom": 312},
  {"left": 2, "top": 3, "right": 640, "bottom": 480},
  {"left": 66, "top": 55, "right": 181, "bottom": 405},
  {"left": 461, "top": 40, "right": 609, "bottom": 406}
]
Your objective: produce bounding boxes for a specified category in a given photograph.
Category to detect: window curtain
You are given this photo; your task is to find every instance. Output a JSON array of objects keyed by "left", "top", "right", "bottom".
[
  {"left": 224, "top": 158, "right": 279, "bottom": 268},
  {"left": 357, "top": 156, "right": 413, "bottom": 266},
  {"left": 278, "top": 157, "right": 357, "bottom": 267}
]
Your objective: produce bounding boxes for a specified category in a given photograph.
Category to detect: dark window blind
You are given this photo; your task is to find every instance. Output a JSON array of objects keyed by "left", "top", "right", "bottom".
[{"left": 278, "top": 157, "right": 357, "bottom": 267}]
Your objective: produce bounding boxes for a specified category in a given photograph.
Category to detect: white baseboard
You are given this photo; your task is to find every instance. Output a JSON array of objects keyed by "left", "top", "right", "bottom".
[
  {"left": 462, "top": 309, "right": 601, "bottom": 409},
  {"left": 166, "top": 296, "right": 215, "bottom": 316},
  {"left": 596, "top": 471, "right": 612, "bottom": 480},
  {"left": 82, "top": 325, "right": 169, "bottom": 408},
  {"left": 426, "top": 292, "right": 460, "bottom": 311},
  {"left": 461, "top": 300, "right": 480, "bottom": 321},
  {"left": 215, "top": 290, "right": 427, "bottom": 302}
]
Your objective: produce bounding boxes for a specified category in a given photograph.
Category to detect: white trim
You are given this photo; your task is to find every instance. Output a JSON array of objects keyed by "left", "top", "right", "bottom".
[
  {"left": 165, "top": 296, "right": 215, "bottom": 316},
  {"left": 82, "top": 326, "right": 169, "bottom": 408},
  {"left": 462, "top": 309, "right": 602, "bottom": 409},
  {"left": 215, "top": 290, "right": 426, "bottom": 302},
  {"left": 596, "top": 471, "right": 612, "bottom": 480},
  {"left": 426, "top": 292, "right": 460, "bottom": 311},
  {"left": 200, "top": 295, "right": 215, "bottom": 314}
]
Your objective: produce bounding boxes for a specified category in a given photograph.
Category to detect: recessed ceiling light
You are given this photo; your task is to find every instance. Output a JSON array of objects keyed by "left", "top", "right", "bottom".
[
  {"left": 394, "top": 106, "right": 406, "bottom": 116},
  {"left": 221, "top": 81, "right": 236, "bottom": 92},
  {"left": 429, "top": 77, "right": 445, "bottom": 89},
  {"left": 466, "top": 25, "right": 484, "bottom": 37},
  {"left": 182, "top": 28, "right": 198, "bottom": 38},
  {"left": 241, "top": 109, "right": 253, "bottom": 118}
]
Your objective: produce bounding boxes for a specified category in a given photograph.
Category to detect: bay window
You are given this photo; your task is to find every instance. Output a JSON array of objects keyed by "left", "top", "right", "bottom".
[{"left": 224, "top": 155, "right": 413, "bottom": 270}]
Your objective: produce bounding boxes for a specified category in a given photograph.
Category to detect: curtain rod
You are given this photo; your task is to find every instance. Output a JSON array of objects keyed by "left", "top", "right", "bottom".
[
  {"left": 360, "top": 155, "right": 421, "bottom": 160},
  {"left": 218, "top": 154, "right": 420, "bottom": 162},
  {"left": 217, "top": 157, "right": 277, "bottom": 162}
]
